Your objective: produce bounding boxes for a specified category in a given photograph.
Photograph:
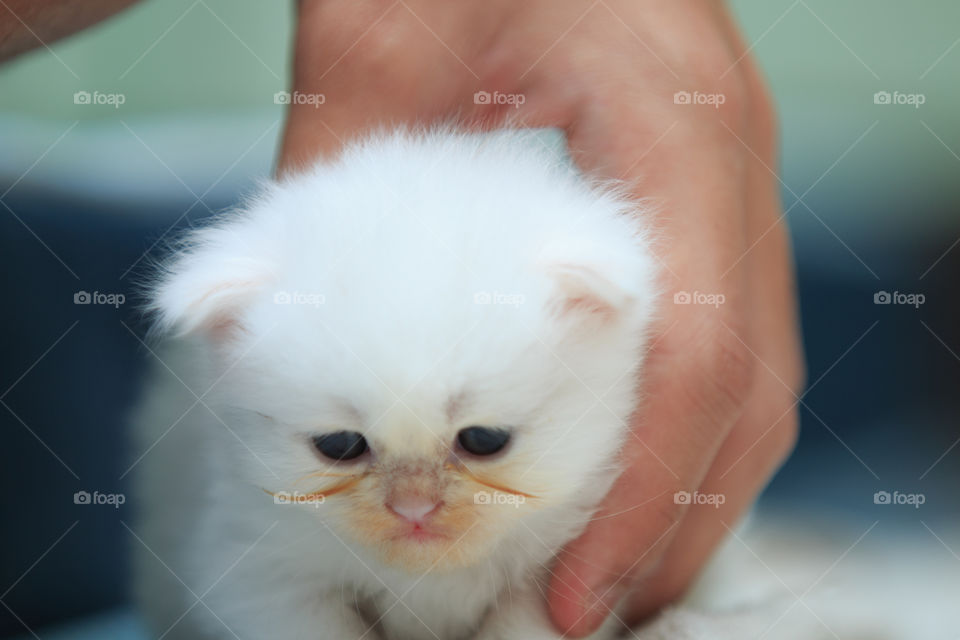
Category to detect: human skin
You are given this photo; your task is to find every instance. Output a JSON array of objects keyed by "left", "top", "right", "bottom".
[
  {"left": 0, "top": 0, "right": 138, "bottom": 61},
  {"left": 279, "top": 1, "right": 803, "bottom": 636}
]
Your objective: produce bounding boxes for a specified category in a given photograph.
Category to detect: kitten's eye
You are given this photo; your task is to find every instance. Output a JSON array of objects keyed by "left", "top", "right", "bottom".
[
  {"left": 457, "top": 426, "right": 510, "bottom": 456},
  {"left": 312, "top": 431, "right": 368, "bottom": 461}
]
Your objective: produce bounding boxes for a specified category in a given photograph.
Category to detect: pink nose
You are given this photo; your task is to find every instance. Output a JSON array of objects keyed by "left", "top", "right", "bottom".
[{"left": 387, "top": 495, "right": 440, "bottom": 523}]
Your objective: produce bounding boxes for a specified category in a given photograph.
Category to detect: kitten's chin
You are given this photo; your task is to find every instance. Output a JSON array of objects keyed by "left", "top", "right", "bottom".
[
  {"left": 390, "top": 526, "right": 447, "bottom": 544},
  {"left": 378, "top": 537, "right": 484, "bottom": 574},
  {"left": 363, "top": 526, "right": 500, "bottom": 574}
]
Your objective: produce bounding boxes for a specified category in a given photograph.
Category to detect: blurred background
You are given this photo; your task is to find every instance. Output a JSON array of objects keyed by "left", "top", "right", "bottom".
[{"left": 1, "top": 0, "right": 958, "bottom": 637}]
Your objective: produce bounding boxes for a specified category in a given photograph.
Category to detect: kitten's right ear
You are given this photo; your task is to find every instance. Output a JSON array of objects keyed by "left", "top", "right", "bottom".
[
  {"left": 537, "top": 234, "right": 656, "bottom": 323},
  {"left": 149, "top": 235, "right": 274, "bottom": 337}
]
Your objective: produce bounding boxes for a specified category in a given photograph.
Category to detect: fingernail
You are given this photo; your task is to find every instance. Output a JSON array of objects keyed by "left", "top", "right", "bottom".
[{"left": 577, "top": 581, "right": 628, "bottom": 634}]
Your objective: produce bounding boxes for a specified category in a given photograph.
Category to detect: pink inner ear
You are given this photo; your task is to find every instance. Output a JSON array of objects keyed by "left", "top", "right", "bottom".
[
  {"left": 155, "top": 268, "right": 272, "bottom": 338},
  {"left": 206, "top": 315, "right": 247, "bottom": 341},
  {"left": 188, "top": 277, "right": 265, "bottom": 334},
  {"left": 559, "top": 294, "right": 616, "bottom": 318},
  {"left": 548, "top": 262, "right": 630, "bottom": 318}
]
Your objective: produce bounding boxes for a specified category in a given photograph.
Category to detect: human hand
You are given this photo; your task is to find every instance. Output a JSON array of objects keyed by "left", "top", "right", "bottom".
[
  {"left": 279, "top": 0, "right": 804, "bottom": 635},
  {"left": 0, "top": 0, "right": 139, "bottom": 61}
]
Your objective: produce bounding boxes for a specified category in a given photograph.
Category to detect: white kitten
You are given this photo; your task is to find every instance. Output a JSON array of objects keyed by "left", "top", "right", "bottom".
[{"left": 132, "top": 127, "right": 659, "bottom": 640}]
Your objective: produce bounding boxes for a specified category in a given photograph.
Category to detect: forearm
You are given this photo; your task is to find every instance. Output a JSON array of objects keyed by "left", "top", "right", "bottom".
[{"left": 0, "top": 0, "right": 139, "bottom": 62}]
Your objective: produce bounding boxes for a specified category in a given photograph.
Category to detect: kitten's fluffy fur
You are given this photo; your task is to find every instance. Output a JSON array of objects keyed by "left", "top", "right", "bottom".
[
  {"left": 133, "top": 128, "right": 659, "bottom": 640},
  {"left": 133, "top": 128, "right": 960, "bottom": 640}
]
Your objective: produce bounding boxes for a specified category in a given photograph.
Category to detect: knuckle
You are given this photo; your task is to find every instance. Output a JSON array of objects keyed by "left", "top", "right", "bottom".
[
  {"left": 754, "top": 393, "right": 800, "bottom": 465},
  {"left": 742, "top": 382, "right": 800, "bottom": 470},
  {"left": 739, "top": 48, "right": 778, "bottom": 123},
  {"left": 294, "top": 2, "right": 421, "bottom": 82},
  {"left": 785, "top": 356, "right": 807, "bottom": 398},
  {"left": 681, "top": 49, "right": 750, "bottom": 126},
  {"left": 694, "top": 320, "right": 757, "bottom": 417},
  {"left": 713, "top": 74, "right": 749, "bottom": 125},
  {"left": 771, "top": 408, "right": 800, "bottom": 462},
  {"left": 783, "top": 336, "right": 808, "bottom": 396}
]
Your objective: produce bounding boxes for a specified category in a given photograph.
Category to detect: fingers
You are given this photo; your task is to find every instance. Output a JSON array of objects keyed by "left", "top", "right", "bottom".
[
  {"left": 624, "top": 370, "right": 799, "bottom": 622},
  {"left": 277, "top": 0, "right": 480, "bottom": 171},
  {"left": 547, "top": 112, "right": 754, "bottom": 636},
  {"left": 626, "top": 68, "right": 804, "bottom": 622},
  {"left": 276, "top": 0, "right": 535, "bottom": 174},
  {"left": 546, "top": 314, "right": 756, "bottom": 636},
  {"left": 0, "top": 0, "right": 140, "bottom": 61}
]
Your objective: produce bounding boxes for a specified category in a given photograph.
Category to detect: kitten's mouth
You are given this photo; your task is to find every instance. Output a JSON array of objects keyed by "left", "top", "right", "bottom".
[{"left": 391, "top": 524, "right": 448, "bottom": 544}]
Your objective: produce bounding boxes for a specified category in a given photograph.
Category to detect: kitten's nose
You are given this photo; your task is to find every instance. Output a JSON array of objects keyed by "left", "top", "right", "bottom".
[{"left": 387, "top": 495, "right": 440, "bottom": 523}]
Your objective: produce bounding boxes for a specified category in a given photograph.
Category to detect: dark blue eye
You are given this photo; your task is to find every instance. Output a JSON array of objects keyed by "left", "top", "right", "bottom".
[
  {"left": 312, "top": 431, "right": 368, "bottom": 461},
  {"left": 457, "top": 426, "right": 510, "bottom": 456}
]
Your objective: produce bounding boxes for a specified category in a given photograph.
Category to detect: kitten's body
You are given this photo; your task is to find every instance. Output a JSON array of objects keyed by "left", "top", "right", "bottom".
[
  {"left": 132, "top": 128, "right": 960, "bottom": 640},
  {"left": 134, "top": 129, "right": 657, "bottom": 640}
]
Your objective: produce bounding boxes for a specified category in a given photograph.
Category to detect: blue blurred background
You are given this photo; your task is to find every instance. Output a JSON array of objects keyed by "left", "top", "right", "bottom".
[{"left": 1, "top": 0, "right": 958, "bottom": 637}]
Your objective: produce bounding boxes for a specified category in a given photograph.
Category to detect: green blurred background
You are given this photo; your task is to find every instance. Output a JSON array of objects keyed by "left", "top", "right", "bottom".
[
  {"left": 0, "top": 0, "right": 960, "bottom": 237},
  {"left": 1, "top": 0, "right": 958, "bottom": 235}
]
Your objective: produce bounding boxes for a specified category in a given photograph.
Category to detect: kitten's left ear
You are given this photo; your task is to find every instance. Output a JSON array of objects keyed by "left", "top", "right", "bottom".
[
  {"left": 538, "top": 236, "right": 655, "bottom": 320},
  {"left": 148, "top": 224, "right": 276, "bottom": 337}
]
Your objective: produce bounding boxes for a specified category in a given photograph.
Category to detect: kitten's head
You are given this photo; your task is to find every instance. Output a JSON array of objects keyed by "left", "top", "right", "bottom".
[{"left": 149, "top": 130, "right": 657, "bottom": 572}]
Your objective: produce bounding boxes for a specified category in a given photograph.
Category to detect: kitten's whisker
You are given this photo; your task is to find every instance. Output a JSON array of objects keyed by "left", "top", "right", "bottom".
[
  {"left": 451, "top": 464, "right": 538, "bottom": 499},
  {"left": 294, "top": 469, "right": 364, "bottom": 484},
  {"left": 262, "top": 475, "right": 363, "bottom": 501},
  {"left": 298, "top": 477, "right": 363, "bottom": 499}
]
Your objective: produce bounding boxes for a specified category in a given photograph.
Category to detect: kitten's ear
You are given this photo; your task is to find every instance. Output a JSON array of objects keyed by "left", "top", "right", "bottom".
[
  {"left": 149, "top": 238, "right": 274, "bottom": 337},
  {"left": 538, "top": 237, "right": 654, "bottom": 320}
]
